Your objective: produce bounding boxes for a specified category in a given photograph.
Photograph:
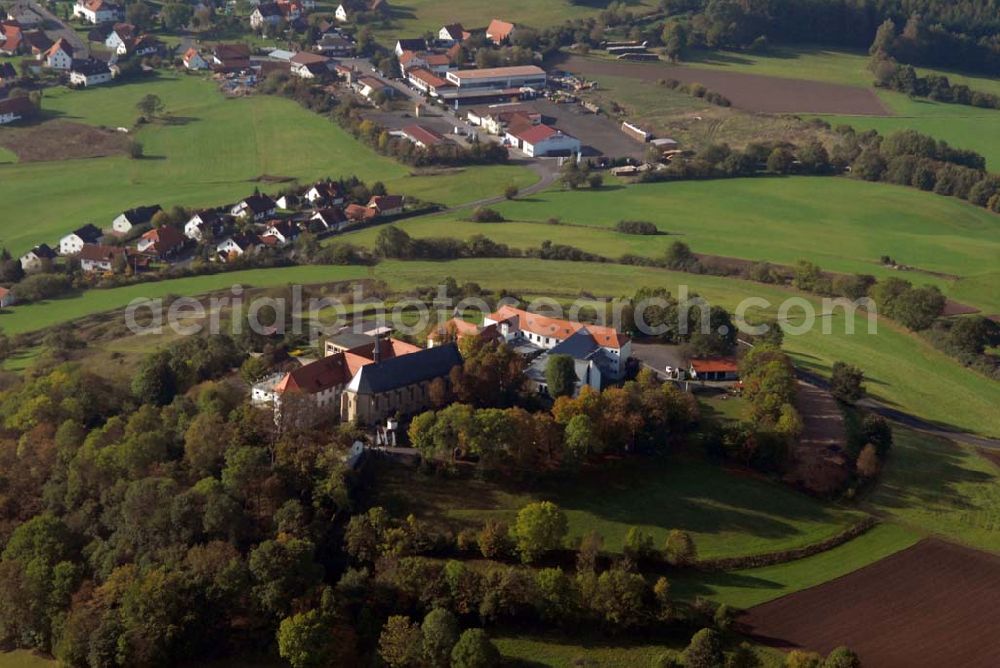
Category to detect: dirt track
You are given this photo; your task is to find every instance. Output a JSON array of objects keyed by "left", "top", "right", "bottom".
[
  {"left": 558, "top": 55, "right": 891, "bottom": 116},
  {"left": 743, "top": 539, "right": 1000, "bottom": 667}
]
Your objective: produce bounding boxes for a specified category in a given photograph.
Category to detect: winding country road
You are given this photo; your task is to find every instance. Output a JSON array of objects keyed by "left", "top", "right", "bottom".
[{"left": 796, "top": 368, "right": 1000, "bottom": 451}]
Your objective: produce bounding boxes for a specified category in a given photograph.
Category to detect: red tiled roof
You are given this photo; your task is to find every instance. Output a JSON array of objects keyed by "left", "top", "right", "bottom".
[
  {"left": 689, "top": 358, "right": 739, "bottom": 373},
  {"left": 407, "top": 67, "right": 446, "bottom": 88},
  {"left": 276, "top": 352, "right": 358, "bottom": 393},
  {"left": 347, "top": 337, "right": 421, "bottom": 361},
  {"left": 368, "top": 195, "right": 403, "bottom": 211},
  {"left": 345, "top": 203, "right": 375, "bottom": 221},
  {"left": 486, "top": 18, "right": 514, "bottom": 43},
  {"left": 141, "top": 225, "right": 185, "bottom": 250},
  {"left": 511, "top": 124, "right": 563, "bottom": 145},
  {"left": 79, "top": 244, "right": 125, "bottom": 262},
  {"left": 488, "top": 305, "right": 629, "bottom": 348},
  {"left": 402, "top": 124, "right": 444, "bottom": 147}
]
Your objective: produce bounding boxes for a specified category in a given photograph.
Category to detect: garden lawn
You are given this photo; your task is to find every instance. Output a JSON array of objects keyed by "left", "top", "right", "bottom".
[
  {"left": 368, "top": 458, "right": 868, "bottom": 560},
  {"left": 865, "top": 428, "right": 1000, "bottom": 552},
  {"left": 671, "top": 522, "right": 920, "bottom": 609},
  {"left": 348, "top": 177, "right": 1000, "bottom": 314},
  {"left": 0, "top": 74, "right": 534, "bottom": 255}
]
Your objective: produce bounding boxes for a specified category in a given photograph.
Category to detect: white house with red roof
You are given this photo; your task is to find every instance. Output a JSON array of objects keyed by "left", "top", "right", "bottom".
[
  {"left": 485, "top": 305, "right": 631, "bottom": 378},
  {"left": 44, "top": 38, "right": 74, "bottom": 70},
  {"left": 688, "top": 358, "right": 740, "bottom": 382},
  {"left": 486, "top": 18, "right": 515, "bottom": 45},
  {"left": 506, "top": 124, "right": 580, "bottom": 157},
  {"left": 400, "top": 124, "right": 445, "bottom": 149},
  {"left": 183, "top": 48, "right": 207, "bottom": 70},
  {"left": 137, "top": 225, "right": 186, "bottom": 258},
  {"left": 73, "top": 0, "right": 123, "bottom": 24}
]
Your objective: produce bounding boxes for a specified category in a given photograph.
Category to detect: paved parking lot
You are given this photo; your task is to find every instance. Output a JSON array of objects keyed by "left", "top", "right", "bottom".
[{"left": 528, "top": 99, "right": 647, "bottom": 160}]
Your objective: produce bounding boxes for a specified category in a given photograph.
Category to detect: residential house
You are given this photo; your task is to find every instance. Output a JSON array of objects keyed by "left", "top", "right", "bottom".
[
  {"left": 111, "top": 204, "right": 162, "bottom": 235},
  {"left": 315, "top": 32, "right": 354, "bottom": 57},
  {"left": 309, "top": 207, "right": 347, "bottom": 232},
  {"left": 340, "top": 342, "right": 463, "bottom": 425},
  {"left": 78, "top": 244, "right": 126, "bottom": 273},
  {"left": 0, "top": 286, "right": 15, "bottom": 308},
  {"left": 274, "top": 192, "right": 300, "bottom": 210},
  {"left": 261, "top": 220, "right": 300, "bottom": 246},
  {"left": 486, "top": 18, "right": 515, "bottom": 45},
  {"left": 688, "top": 358, "right": 739, "bottom": 382},
  {"left": 335, "top": 0, "right": 385, "bottom": 23},
  {"left": 368, "top": 195, "right": 403, "bottom": 216},
  {"left": 182, "top": 47, "right": 208, "bottom": 70},
  {"left": 45, "top": 39, "right": 74, "bottom": 70},
  {"left": 103, "top": 22, "right": 134, "bottom": 50},
  {"left": 398, "top": 50, "right": 451, "bottom": 76},
  {"left": 137, "top": 225, "right": 186, "bottom": 258},
  {"left": 0, "top": 95, "right": 34, "bottom": 125},
  {"left": 212, "top": 43, "right": 250, "bottom": 71},
  {"left": 216, "top": 233, "right": 261, "bottom": 261},
  {"left": 69, "top": 58, "right": 113, "bottom": 86},
  {"left": 59, "top": 224, "right": 103, "bottom": 255},
  {"left": 354, "top": 75, "right": 393, "bottom": 100},
  {"left": 19, "top": 244, "right": 57, "bottom": 272},
  {"left": 484, "top": 305, "right": 631, "bottom": 379},
  {"left": 438, "top": 23, "right": 468, "bottom": 45},
  {"left": 305, "top": 180, "right": 344, "bottom": 206},
  {"left": 506, "top": 124, "right": 580, "bottom": 157},
  {"left": 400, "top": 124, "right": 445, "bottom": 149},
  {"left": 394, "top": 38, "right": 426, "bottom": 57},
  {"left": 0, "top": 21, "right": 23, "bottom": 56},
  {"left": 184, "top": 211, "right": 229, "bottom": 241},
  {"left": 250, "top": 2, "right": 284, "bottom": 29},
  {"left": 344, "top": 203, "right": 375, "bottom": 222},
  {"left": 73, "top": 0, "right": 123, "bottom": 24},
  {"left": 231, "top": 193, "right": 276, "bottom": 221},
  {"left": 289, "top": 51, "right": 331, "bottom": 78},
  {"left": 117, "top": 34, "right": 162, "bottom": 58}
]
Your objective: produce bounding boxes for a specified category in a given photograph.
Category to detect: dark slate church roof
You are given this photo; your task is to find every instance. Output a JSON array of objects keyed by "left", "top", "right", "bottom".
[{"left": 346, "top": 343, "right": 462, "bottom": 395}]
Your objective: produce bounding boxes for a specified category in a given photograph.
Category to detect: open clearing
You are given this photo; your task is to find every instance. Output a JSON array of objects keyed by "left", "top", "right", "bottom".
[
  {"left": 0, "top": 74, "right": 535, "bottom": 255},
  {"left": 559, "top": 55, "right": 890, "bottom": 115},
  {"left": 0, "top": 120, "right": 129, "bottom": 161},
  {"left": 742, "top": 539, "right": 1000, "bottom": 667},
  {"left": 366, "top": 457, "right": 868, "bottom": 560}
]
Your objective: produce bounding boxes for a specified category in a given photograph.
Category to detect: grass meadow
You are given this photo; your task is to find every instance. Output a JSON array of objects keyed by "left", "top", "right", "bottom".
[
  {"left": 679, "top": 45, "right": 1000, "bottom": 170},
  {"left": 671, "top": 522, "right": 920, "bottom": 608},
  {"left": 367, "top": 457, "right": 867, "bottom": 559},
  {"left": 0, "top": 73, "right": 535, "bottom": 255},
  {"left": 345, "top": 177, "right": 1000, "bottom": 313},
  {"left": 865, "top": 428, "right": 1000, "bottom": 552}
]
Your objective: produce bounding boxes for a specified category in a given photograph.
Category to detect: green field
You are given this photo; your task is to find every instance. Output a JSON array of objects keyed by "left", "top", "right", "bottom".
[
  {"left": 677, "top": 45, "right": 1000, "bottom": 170},
  {"left": 672, "top": 522, "right": 920, "bottom": 608},
  {"left": 344, "top": 177, "right": 1000, "bottom": 313},
  {"left": 0, "top": 651, "right": 55, "bottom": 668},
  {"left": 0, "top": 74, "right": 534, "bottom": 255},
  {"left": 369, "top": 458, "right": 867, "bottom": 560},
  {"left": 866, "top": 429, "right": 1000, "bottom": 552},
  {"left": 377, "top": 0, "right": 655, "bottom": 39},
  {"left": 6, "top": 257, "right": 999, "bottom": 436}
]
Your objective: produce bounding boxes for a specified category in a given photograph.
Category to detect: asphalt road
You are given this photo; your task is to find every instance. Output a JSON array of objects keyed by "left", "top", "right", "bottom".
[{"left": 29, "top": 1, "right": 87, "bottom": 56}]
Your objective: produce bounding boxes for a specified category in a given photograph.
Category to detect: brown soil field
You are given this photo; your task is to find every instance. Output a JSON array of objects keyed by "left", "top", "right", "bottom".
[
  {"left": 559, "top": 55, "right": 891, "bottom": 115},
  {"left": 742, "top": 539, "right": 1000, "bottom": 667},
  {"left": 0, "top": 120, "right": 130, "bottom": 162}
]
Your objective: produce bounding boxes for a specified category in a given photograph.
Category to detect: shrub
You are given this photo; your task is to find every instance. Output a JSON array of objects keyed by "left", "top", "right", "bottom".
[
  {"left": 470, "top": 207, "right": 505, "bottom": 223},
  {"left": 615, "top": 220, "right": 659, "bottom": 235}
]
